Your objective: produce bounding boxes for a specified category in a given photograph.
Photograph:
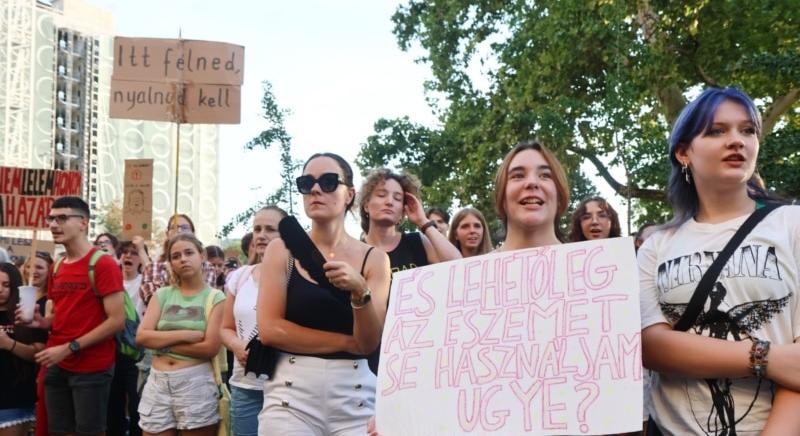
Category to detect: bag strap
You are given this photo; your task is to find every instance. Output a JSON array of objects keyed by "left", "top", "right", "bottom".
[
  {"left": 204, "top": 289, "right": 224, "bottom": 387},
  {"left": 673, "top": 202, "right": 782, "bottom": 332},
  {"left": 87, "top": 249, "right": 107, "bottom": 300},
  {"left": 54, "top": 249, "right": 109, "bottom": 312},
  {"left": 234, "top": 265, "right": 255, "bottom": 293}
]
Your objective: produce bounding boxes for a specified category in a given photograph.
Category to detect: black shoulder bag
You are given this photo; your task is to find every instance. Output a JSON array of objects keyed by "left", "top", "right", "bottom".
[{"left": 648, "top": 202, "right": 781, "bottom": 435}]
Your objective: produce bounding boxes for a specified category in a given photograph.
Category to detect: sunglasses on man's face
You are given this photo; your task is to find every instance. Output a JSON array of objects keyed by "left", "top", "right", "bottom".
[{"left": 295, "top": 173, "right": 347, "bottom": 194}]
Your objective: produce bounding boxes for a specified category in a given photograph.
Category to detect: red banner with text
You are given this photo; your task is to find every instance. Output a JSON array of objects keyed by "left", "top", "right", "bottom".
[{"left": 0, "top": 166, "right": 82, "bottom": 229}]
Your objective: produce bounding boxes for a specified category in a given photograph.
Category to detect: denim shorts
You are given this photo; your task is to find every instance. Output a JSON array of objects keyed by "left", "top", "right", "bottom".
[
  {"left": 44, "top": 364, "right": 114, "bottom": 434},
  {"left": 0, "top": 408, "right": 35, "bottom": 429},
  {"left": 138, "top": 363, "right": 219, "bottom": 433},
  {"left": 230, "top": 385, "right": 263, "bottom": 436}
]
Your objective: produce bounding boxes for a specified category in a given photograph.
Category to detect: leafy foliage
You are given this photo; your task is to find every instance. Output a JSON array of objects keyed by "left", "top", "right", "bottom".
[
  {"left": 359, "top": 0, "right": 799, "bottom": 228},
  {"left": 217, "top": 81, "right": 300, "bottom": 238},
  {"left": 96, "top": 200, "right": 123, "bottom": 237}
]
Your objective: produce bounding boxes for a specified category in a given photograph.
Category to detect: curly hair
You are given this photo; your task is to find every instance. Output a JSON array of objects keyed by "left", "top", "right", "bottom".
[
  {"left": 357, "top": 168, "right": 421, "bottom": 233},
  {"left": 568, "top": 197, "right": 621, "bottom": 242}
]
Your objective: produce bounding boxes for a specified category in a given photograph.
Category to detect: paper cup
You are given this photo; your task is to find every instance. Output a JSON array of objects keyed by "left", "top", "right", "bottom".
[{"left": 19, "top": 285, "right": 38, "bottom": 322}]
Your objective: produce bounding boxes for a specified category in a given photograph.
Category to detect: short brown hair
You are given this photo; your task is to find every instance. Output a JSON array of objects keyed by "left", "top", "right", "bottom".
[
  {"left": 493, "top": 141, "right": 570, "bottom": 236},
  {"left": 358, "top": 168, "right": 421, "bottom": 233},
  {"left": 448, "top": 207, "right": 493, "bottom": 255},
  {"left": 568, "top": 196, "right": 622, "bottom": 242}
]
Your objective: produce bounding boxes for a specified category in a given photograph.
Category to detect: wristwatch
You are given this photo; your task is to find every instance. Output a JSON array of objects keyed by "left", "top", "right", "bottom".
[
  {"left": 351, "top": 287, "right": 372, "bottom": 309},
  {"left": 420, "top": 220, "right": 437, "bottom": 234},
  {"left": 68, "top": 340, "right": 80, "bottom": 354}
]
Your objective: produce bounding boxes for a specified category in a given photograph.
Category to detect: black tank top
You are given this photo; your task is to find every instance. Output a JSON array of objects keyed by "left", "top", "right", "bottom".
[
  {"left": 368, "top": 233, "right": 430, "bottom": 373},
  {"left": 283, "top": 247, "right": 374, "bottom": 360},
  {"left": 387, "top": 232, "right": 429, "bottom": 274}
]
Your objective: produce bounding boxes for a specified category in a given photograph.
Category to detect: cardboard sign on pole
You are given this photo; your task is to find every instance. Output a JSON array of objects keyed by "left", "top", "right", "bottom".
[
  {"left": 112, "top": 37, "right": 244, "bottom": 85},
  {"left": 0, "top": 236, "right": 55, "bottom": 259},
  {"left": 109, "top": 81, "right": 241, "bottom": 124},
  {"left": 110, "top": 37, "right": 244, "bottom": 124},
  {"left": 122, "top": 159, "right": 153, "bottom": 240},
  {"left": 0, "top": 166, "right": 82, "bottom": 229},
  {"left": 375, "top": 237, "right": 643, "bottom": 435}
]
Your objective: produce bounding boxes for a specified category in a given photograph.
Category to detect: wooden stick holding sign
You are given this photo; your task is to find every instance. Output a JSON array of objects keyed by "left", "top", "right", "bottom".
[
  {"left": 110, "top": 35, "right": 244, "bottom": 215},
  {"left": 28, "top": 231, "right": 38, "bottom": 285}
]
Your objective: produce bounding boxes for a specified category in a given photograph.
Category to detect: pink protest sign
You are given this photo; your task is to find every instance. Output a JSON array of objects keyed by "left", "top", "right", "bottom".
[{"left": 376, "top": 237, "right": 642, "bottom": 435}]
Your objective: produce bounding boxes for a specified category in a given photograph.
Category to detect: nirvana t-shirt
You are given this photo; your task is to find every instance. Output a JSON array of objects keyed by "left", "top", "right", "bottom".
[
  {"left": 48, "top": 248, "right": 123, "bottom": 373},
  {"left": 639, "top": 206, "right": 800, "bottom": 435}
]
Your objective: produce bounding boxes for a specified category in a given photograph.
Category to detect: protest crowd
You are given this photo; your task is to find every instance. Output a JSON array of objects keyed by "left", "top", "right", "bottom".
[{"left": 2, "top": 86, "right": 800, "bottom": 436}]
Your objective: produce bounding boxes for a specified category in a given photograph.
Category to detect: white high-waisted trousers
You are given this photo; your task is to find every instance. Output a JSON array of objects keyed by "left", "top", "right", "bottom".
[{"left": 258, "top": 353, "right": 376, "bottom": 436}]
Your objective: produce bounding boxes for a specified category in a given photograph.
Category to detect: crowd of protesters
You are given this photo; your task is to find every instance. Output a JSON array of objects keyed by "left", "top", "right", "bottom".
[{"left": 1, "top": 86, "right": 796, "bottom": 435}]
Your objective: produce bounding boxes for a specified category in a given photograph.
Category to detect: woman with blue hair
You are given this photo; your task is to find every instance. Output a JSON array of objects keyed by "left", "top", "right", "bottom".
[{"left": 639, "top": 87, "right": 800, "bottom": 434}]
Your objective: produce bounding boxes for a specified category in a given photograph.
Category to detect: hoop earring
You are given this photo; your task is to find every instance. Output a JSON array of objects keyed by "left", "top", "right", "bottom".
[{"left": 682, "top": 163, "right": 691, "bottom": 184}]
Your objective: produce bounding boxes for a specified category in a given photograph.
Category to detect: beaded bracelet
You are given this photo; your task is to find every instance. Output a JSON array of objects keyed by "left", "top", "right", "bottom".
[{"left": 749, "top": 338, "right": 770, "bottom": 379}]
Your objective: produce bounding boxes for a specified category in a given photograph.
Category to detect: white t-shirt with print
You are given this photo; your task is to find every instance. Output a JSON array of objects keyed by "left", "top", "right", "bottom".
[
  {"left": 124, "top": 274, "right": 145, "bottom": 318},
  {"left": 225, "top": 265, "right": 268, "bottom": 390},
  {"left": 639, "top": 205, "right": 800, "bottom": 435}
]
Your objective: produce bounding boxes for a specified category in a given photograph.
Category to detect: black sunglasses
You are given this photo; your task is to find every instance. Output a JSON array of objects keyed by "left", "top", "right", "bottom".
[{"left": 295, "top": 173, "right": 348, "bottom": 194}]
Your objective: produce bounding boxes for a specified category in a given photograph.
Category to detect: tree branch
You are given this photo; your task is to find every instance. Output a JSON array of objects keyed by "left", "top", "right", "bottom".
[
  {"left": 763, "top": 89, "right": 800, "bottom": 137},
  {"left": 635, "top": 1, "right": 687, "bottom": 126},
  {"left": 566, "top": 145, "right": 666, "bottom": 202},
  {"left": 695, "top": 64, "right": 719, "bottom": 88}
]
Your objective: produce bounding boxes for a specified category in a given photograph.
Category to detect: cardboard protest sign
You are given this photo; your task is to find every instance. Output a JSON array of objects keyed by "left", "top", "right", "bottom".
[
  {"left": 122, "top": 159, "right": 153, "bottom": 240},
  {"left": 0, "top": 236, "right": 55, "bottom": 260},
  {"left": 376, "top": 237, "right": 642, "bottom": 435},
  {"left": 109, "top": 80, "right": 241, "bottom": 124},
  {"left": 113, "top": 37, "right": 244, "bottom": 85},
  {"left": 110, "top": 37, "right": 244, "bottom": 124},
  {"left": 0, "top": 166, "right": 82, "bottom": 229}
]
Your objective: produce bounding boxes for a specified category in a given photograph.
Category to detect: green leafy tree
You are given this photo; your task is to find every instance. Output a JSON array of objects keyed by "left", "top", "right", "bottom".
[
  {"left": 218, "top": 81, "right": 300, "bottom": 238},
  {"left": 359, "top": 0, "right": 799, "bottom": 228},
  {"left": 96, "top": 200, "right": 123, "bottom": 237}
]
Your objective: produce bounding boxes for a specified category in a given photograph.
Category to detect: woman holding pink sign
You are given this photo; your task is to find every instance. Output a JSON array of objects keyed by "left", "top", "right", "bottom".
[
  {"left": 493, "top": 141, "right": 571, "bottom": 252},
  {"left": 368, "top": 141, "right": 572, "bottom": 436},
  {"left": 0, "top": 263, "right": 47, "bottom": 435}
]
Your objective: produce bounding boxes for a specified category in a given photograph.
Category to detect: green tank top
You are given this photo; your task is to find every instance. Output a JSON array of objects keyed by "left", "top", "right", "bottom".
[{"left": 154, "top": 286, "right": 225, "bottom": 361}]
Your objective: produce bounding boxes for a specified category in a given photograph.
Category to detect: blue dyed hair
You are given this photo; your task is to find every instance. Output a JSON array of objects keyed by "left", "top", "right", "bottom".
[{"left": 664, "top": 87, "right": 770, "bottom": 229}]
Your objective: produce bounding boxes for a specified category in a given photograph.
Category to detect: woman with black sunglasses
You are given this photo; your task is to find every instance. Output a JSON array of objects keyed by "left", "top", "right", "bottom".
[{"left": 256, "top": 152, "right": 391, "bottom": 435}]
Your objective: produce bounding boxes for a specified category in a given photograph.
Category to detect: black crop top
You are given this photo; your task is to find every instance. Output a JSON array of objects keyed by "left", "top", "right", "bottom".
[
  {"left": 283, "top": 247, "right": 374, "bottom": 360},
  {"left": 387, "top": 232, "right": 429, "bottom": 274}
]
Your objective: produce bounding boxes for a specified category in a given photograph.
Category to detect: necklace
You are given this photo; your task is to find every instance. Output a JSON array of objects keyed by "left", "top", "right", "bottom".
[{"left": 319, "top": 239, "right": 347, "bottom": 260}]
